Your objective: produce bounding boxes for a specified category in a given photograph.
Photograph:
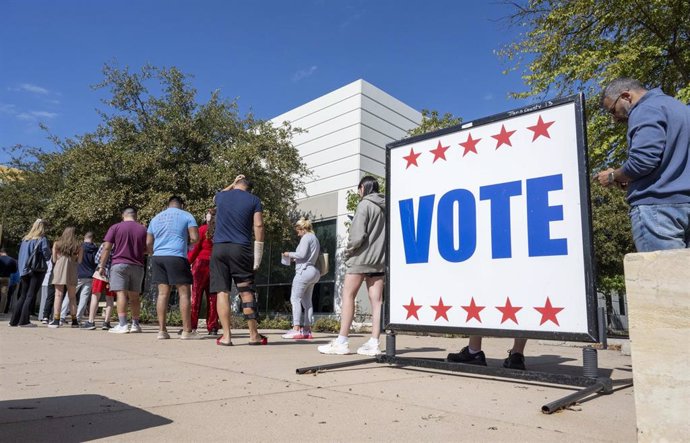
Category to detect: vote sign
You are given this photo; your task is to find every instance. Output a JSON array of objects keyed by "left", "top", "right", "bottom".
[{"left": 385, "top": 95, "right": 597, "bottom": 341}]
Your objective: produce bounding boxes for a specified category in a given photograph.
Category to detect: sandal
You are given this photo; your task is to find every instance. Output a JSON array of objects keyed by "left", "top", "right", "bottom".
[
  {"left": 248, "top": 334, "right": 268, "bottom": 346},
  {"left": 216, "top": 337, "right": 233, "bottom": 346}
]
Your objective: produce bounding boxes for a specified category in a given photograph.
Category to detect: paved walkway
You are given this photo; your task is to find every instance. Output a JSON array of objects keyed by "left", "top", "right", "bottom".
[{"left": 0, "top": 316, "right": 636, "bottom": 442}]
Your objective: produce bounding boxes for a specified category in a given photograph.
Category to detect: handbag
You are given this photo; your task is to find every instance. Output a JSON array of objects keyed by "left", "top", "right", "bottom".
[
  {"left": 315, "top": 252, "right": 329, "bottom": 277},
  {"left": 27, "top": 240, "right": 48, "bottom": 274}
]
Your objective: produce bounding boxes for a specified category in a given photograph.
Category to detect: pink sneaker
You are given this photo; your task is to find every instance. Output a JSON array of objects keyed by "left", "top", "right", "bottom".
[
  {"left": 281, "top": 329, "right": 301, "bottom": 339},
  {"left": 294, "top": 331, "right": 313, "bottom": 340}
]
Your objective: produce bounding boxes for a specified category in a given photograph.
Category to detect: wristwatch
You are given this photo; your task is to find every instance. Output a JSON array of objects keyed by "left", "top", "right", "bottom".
[{"left": 607, "top": 171, "right": 615, "bottom": 185}]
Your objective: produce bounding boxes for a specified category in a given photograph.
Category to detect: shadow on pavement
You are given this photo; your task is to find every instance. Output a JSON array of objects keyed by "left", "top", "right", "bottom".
[{"left": 0, "top": 394, "right": 172, "bottom": 442}]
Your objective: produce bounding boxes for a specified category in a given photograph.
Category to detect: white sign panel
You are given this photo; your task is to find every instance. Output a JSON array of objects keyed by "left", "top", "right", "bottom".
[{"left": 386, "top": 97, "right": 595, "bottom": 340}]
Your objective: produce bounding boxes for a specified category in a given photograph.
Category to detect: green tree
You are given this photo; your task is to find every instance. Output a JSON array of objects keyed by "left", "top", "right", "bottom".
[
  {"left": 499, "top": 0, "right": 689, "bottom": 324},
  {"left": 0, "top": 64, "right": 310, "bottom": 245},
  {"left": 406, "top": 109, "right": 462, "bottom": 138}
]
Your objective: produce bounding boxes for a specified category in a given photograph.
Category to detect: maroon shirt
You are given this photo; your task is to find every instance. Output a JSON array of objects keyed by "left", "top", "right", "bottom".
[{"left": 103, "top": 221, "right": 147, "bottom": 266}]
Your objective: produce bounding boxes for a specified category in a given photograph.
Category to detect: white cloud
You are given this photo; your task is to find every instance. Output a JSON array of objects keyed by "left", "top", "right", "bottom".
[
  {"left": 483, "top": 93, "right": 494, "bottom": 101},
  {"left": 20, "top": 83, "right": 50, "bottom": 94},
  {"left": 0, "top": 103, "right": 16, "bottom": 114},
  {"left": 31, "top": 111, "right": 58, "bottom": 118},
  {"left": 16, "top": 112, "right": 34, "bottom": 121},
  {"left": 16, "top": 110, "right": 58, "bottom": 121},
  {"left": 292, "top": 66, "right": 318, "bottom": 82},
  {"left": 8, "top": 83, "right": 52, "bottom": 94}
]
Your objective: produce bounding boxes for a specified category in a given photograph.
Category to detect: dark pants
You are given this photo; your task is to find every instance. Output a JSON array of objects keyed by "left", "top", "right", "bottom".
[
  {"left": 42, "top": 284, "right": 55, "bottom": 320},
  {"left": 10, "top": 272, "right": 45, "bottom": 326}
]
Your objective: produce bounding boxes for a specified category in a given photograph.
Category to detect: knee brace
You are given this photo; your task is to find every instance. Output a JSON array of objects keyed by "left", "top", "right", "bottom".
[{"left": 238, "top": 285, "right": 259, "bottom": 320}]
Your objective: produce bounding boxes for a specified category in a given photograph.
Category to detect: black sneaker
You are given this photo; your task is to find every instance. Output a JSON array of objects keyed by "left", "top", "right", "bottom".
[
  {"left": 48, "top": 319, "right": 60, "bottom": 328},
  {"left": 503, "top": 351, "right": 526, "bottom": 370},
  {"left": 81, "top": 321, "right": 97, "bottom": 330},
  {"left": 71, "top": 319, "right": 79, "bottom": 328},
  {"left": 101, "top": 322, "right": 112, "bottom": 330},
  {"left": 446, "top": 346, "right": 487, "bottom": 365}
]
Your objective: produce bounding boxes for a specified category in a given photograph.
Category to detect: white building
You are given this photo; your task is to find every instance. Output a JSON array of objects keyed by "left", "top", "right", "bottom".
[{"left": 258, "top": 80, "right": 421, "bottom": 315}]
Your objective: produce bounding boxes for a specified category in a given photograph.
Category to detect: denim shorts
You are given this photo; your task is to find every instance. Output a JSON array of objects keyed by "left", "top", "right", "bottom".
[{"left": 629, "top": 203, "right": 690, "bottom": 252}]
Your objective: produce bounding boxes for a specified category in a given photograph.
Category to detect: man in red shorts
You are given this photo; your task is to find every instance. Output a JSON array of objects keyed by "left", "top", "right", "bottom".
[{"left": 83, "top": 242, "right": 115, "bottom": 330}]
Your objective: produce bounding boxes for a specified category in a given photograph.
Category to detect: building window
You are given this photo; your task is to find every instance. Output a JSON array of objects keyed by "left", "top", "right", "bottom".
[{"left": 254, "top": 218, "right": 337, "bottom": 315}]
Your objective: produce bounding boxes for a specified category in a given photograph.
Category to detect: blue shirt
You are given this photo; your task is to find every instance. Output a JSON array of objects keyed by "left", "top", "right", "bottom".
[
  {"left": 214, "top": 189, "right": 263, "bottom": 245},
  {"left": 621, "top": 88, "right": 690, "bottom": 205},
  {"left": 147, "top": 207, "right": 198, "bottom": 257}
]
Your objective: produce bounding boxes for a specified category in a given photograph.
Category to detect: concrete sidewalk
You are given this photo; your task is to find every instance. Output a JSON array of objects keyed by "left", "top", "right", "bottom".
[{"left": 0, "top": 317, "right": 636, "bottom": 442}]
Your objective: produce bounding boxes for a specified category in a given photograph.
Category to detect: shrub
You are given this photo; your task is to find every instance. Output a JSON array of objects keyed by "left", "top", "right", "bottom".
[
  {"left": 313, "top": 317, "right": 340, "bottom": 333},
  {"left": 259, "top": 316, "right": 292, "bottom": 330}
]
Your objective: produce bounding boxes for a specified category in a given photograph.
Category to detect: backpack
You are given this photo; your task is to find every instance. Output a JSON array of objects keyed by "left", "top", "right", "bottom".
[
  {"left": 27, "top": 240, "right": 48, "bottom": 274},
  {"left": 315, "top": 252, "right": 329, "bottom": 277}
]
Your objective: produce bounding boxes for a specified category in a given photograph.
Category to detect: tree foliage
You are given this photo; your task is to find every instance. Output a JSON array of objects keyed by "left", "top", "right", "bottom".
[
  {"left": 0, "top": 64, "right": 310, "bottom": 245},
  {"left": 406, "top": 109, "right": 462, "bottom": 138},
  {"left": 500, "top": 0, "right": 689, "bottom": 296}
]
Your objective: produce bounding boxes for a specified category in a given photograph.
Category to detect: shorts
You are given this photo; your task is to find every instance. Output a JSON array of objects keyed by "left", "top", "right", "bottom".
[
  {"left": 92, "top": 278, "right": 116, "bottom": 297},
  {"left": 210, "top": 243, "right": 253, "bottom": 293},
  {"left": 364, "top": 272, "right": 385, "bottom": 278},
  {"left": 110, "top": 264, "right": 145, "bottom": 292},
  {"left": 151, "top": 256, "right": 193, "bottom": 286}
]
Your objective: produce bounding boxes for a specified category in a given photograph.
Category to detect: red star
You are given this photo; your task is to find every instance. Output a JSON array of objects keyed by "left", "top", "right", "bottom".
[
  {"left": 491, "top": 124, "right": 517, "bottom": 149},
  {"left": 403, "top": 297, "right": 422, "bottom": 320},
  {"left": 496, "top": 297, "right": 522, "bottom": 324},
  {"left": 461, "top": 297, "right": 485, "bottom": 323},
  {"left": 429, "top": 140, "right": 450, "bottom": 162},
  {"left": 534, "top": 297, "right": 564, "bottom": 326},
  {"left": 403, "top": 148, "right": 422, "bottom": 169},
  {"left": 459, "top": 133, "right": 481, "bottom": 157},
  {"left": 526, "top": 115, "right": 555, "bottom": 141},
  {"left": 430, "top": 297, "right": 452, "bottom": 321}
]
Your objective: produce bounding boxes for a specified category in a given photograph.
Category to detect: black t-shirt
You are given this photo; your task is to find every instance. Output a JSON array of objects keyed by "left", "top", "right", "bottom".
[{"left": 0, "top": 255, "right": 18, "bottom": 277}]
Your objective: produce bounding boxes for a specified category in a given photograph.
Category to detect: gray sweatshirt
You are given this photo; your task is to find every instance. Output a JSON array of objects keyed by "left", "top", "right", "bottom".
[
  {"left": 289, "top": 232, "right": 320, "bottom": 274},
  {"left": 345, "top": 193, "right": 386, "bottom": 273}
]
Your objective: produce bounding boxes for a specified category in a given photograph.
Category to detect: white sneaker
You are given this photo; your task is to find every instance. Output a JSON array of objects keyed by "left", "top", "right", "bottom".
[
  {"left": 317, "top": 340, "right": 350, "bottom": 355},
  {"left": 157, "top": 331, "right": 170, "bottom": 340},
  {"left": 357, "top": 341, "right": 382, "bottom": 356},
  {"left": 180, "top": 330, "right": 202, "bottom": 340},
  {"left": 281, "top": 329, "right": 301, "bottom": 339},
  {"left": 129, "top": 323, "right": 142, "bottom": 333},
  {"left": 108, "top": 324, "right": 129, "bottom": 334}
]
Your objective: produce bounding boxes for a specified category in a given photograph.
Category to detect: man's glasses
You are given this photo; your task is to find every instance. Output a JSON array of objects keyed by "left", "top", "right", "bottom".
[{"left": 607, "top": 91, "right": 627, "bottom": 115}]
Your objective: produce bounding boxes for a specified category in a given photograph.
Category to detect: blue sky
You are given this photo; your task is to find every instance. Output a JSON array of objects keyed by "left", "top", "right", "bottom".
[{"left": 0, "top": 0, "right": 532, "bottom": 165}]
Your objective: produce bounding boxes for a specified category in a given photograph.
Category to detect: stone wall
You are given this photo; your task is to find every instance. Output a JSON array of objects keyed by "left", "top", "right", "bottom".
[{"left": 624, "top": 248, "right": 690, "bottom": 442}]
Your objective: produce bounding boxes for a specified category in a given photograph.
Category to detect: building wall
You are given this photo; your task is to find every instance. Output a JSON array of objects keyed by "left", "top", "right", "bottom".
[{"left": 271, "top": 79, "right": 421, "bottom": 315}]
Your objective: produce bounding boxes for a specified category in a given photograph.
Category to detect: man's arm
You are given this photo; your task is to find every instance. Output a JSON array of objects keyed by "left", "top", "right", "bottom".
[
  {"left": 98, "top": 242, "right": 113, "bottom": 270},
  {"left": 146, "top": 233, "right": 155, "bottom": 255},
  {"left": 188, "top": 226, "right": 199, "bottom": 245},
  {"left": 253, "top": 211, "right": 265, "bottom": 242},
  {"left": 253, "top": 211, "right": 265, "bottom": 270},
  {"left": 596, "top": 167, "right": 632, "bottom": 188}
]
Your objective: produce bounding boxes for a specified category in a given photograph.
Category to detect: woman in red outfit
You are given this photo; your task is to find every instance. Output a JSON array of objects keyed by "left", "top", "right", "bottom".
[{"left": 188, "top": 208, "right": 219, "bottom": 335}]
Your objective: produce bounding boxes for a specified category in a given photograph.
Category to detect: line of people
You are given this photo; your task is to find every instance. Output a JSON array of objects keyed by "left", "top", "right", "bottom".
[{"left": 6, "top": 175, "right": 399, "bottom": 357}]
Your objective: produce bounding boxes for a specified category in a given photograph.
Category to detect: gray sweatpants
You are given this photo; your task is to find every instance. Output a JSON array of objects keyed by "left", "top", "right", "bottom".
[
  {"left": 290, "top": 266, "right": 320, "bottom": 329},
  {"left": 61, "top": 278, "right": 93, "bottom": 321}
]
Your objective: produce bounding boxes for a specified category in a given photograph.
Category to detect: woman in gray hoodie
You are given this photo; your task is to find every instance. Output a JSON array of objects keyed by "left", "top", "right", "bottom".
[{"left": 318, "top": 176, "right": 386, "bottom": 356}]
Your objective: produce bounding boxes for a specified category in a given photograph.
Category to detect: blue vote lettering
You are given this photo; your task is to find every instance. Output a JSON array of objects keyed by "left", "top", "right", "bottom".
[
  {"left": 437, "top": 189, "right": 476, "bottom": 262},
  {"left": 398, "top": 174, "right": 567, "bottom": 264},
  {"left": 479, "top": 180, "right": 522, "bottom": 259},
  {"left": 399, "top": 195, "right": 435, "bottom": 264},
  {"left": 526, "top": 174, "right": 568, "bottom": 257}
]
